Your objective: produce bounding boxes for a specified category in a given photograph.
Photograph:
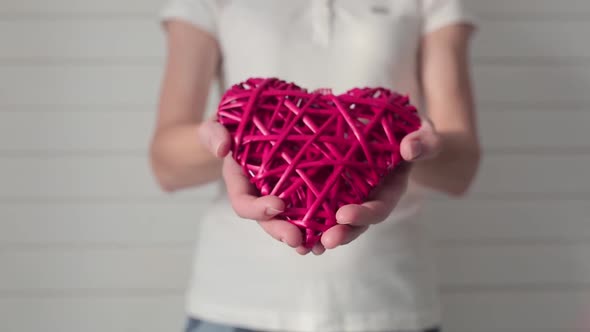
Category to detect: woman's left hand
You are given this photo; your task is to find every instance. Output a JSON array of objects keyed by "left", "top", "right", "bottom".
[{"left": 307, "top": 118, "right": 442, "bottom": 255}]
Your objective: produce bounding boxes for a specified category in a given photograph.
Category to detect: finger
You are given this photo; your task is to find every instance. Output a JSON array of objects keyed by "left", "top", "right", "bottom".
[
  {"left": 321, "top": 225, "right": 369, "bottom": 249},
  {"left": 198, "top": 120, "right": 231, "bottom": 158},
  {"left": 296, "top": 246, "right": 312, "bottom": 255},
  {"left": 336, "top": 169, "right": 409, "bottom": 226},
  {"left": 335, "top": 202, "right": 390, "bottom": 226},
  {"left": 400, "top": 118, "right": 441, "bottom": 161},
  {"left": 257, "top": 219, "right": 303, "bottom": 248},
  {"left": 311, "top": 242, "right": 326, "bottom": 256},
  {"left": 223, "top": 157, "right": 285, "bottom": 221}
]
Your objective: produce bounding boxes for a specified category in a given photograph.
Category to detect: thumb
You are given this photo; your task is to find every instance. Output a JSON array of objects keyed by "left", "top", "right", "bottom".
[
  {"left": 400, "top": 119, "right": 441, "bottom": 161},
  {"left": 198, "top": 119, "right": 231, "bottom": 158}
]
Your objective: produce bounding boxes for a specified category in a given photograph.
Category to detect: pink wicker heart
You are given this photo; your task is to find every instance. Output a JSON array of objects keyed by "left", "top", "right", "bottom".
[{"left": 217, "top": 78, "right": 421, "bottom": 248}]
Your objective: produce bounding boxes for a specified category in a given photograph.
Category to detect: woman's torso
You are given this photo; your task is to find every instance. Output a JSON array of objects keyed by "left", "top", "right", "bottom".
[{"left": 186, "top": 1, "right": 440, "bottom": 331}]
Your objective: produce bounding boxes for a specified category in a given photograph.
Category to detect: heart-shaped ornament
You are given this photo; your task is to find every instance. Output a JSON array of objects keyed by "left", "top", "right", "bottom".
[{"left": 217, "top": 78, "right": 421, "bottom": 248}]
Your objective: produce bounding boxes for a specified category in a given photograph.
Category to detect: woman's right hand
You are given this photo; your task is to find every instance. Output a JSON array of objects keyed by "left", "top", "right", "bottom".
[{"left": 198, "top": 119, "right": 315, "bottom": 254}]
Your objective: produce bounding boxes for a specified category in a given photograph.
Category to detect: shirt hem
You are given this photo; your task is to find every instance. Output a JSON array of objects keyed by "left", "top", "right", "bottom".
[{"left": 186, "top": 301, "right": 441, "bottom": 332}]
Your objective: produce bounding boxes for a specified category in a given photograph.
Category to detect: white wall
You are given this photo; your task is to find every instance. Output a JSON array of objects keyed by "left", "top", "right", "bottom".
[{"left": 1, "top": 0, "right": 589, "bottom": 331}]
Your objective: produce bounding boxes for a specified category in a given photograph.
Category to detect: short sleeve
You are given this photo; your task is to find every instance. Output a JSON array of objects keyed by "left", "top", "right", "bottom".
[
  {"left": 159, "top": 0, "right": 219, "bottom": 38},
  {"left": 421, "top": 0, "right": 478, "bottom": 35}
]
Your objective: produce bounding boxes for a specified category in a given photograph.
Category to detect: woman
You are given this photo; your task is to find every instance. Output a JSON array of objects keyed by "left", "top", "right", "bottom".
[{"left": 151, "top": 1, "right": 481, "bottom": 331}]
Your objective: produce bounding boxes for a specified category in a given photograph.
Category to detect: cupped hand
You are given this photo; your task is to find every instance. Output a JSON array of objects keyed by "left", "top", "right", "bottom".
[
  {"left": 314, "top": 118, "right": 442, "bottom": 254},
  {"left": 198, "top": 119, "right": 304, "bottom": 249}
]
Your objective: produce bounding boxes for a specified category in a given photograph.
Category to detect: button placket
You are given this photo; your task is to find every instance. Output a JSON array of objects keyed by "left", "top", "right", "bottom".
[{"left": 311, "top": 0, "right": 333, "bottom": 45}]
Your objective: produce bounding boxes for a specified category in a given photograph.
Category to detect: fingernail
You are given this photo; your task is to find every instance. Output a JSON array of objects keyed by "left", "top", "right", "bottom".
[
  {"left": 336, "top": 215, "right": 350, "bottom": 224},
  {"left": 409, "top": 140, "right": 423, "bottom": 160},
  {"left": 207, "top": 135, "right": 219, "bottom": 155},
  {"left": 214, "top": 141, "right": 224, "bottom": 157},
  {"left": 210, "top": 125, "right": 227, "bottom": 156},
  {"left": 335, "top": 211, "right": 347, "bottom": 224},
  {"left": 265, "top": 207, "right": 283, "bottom": 216}
]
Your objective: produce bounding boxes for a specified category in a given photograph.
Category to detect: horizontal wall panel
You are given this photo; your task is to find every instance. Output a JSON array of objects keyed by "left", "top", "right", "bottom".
[
  {"left": 0, "top": 297, "right": 184, "bottom": 332},
  {"left": 1, "top": 244, "right": 586, "bottom": 290},
  {"left": 473, "top": 66, "right": 590, "bottom": 104},
  {"left": 474, "top": 21, "right": 590, "bottom": 58},
  {"left": 0, "top": 248, "right": 192, "bottom": 290},
  {"left": 2, "top": 109, "right": 589, "bottom": 151},
  {"left": 0, "top": 293, "right": 587, "bottom": 332},
  {"left": 0, "top": 110, "right": 154, "bottom": 151},
  {"left": 438, "top": 244, "right": 590, "bottom": 286},
  {"left": 0, "top": 154, "right": 587, "bottom": 199},
  {"left": 2, "top": 199, "right": 588, "bottom": 246},
  {"left": 0, "top": 0, "right": 163, "bottom": 15},
  {"left": 478, "top": 110, "right": 590, "bottom": 149},
  {"left": 473, "top": 154, "right": 590, "bottom": 194},
  {"left": 424, "top": 200, "right": 590, "bottom": 241},
  {"left": 442, "top": 291, "right": 590, "bottom": 331},
  {"left": 0, "top": 155, "right": 220, "bottom": 199},
  {"left": 0, "top": 19, "right": 163, "bottom": 59},
  {"left": 470, "top": 0, "right": 590, "bottom": 15},
  {"left": 0, "top": 66, "right": 162, "bottom": 105},
  {"left": 1, "top": 65, "right": 589, "bottom": 106},
  {"left": 0, "top": 203, "right": 204, "bottom": 245}
]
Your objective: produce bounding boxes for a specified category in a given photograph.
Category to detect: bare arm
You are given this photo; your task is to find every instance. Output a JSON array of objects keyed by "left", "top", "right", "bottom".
[
  {"left": 149, "top": 20, "right": 310, "bottom": 253},
  {"left": 150, "top": 21, "right": 227, "bottom": 191},
  {"left": 408, "top": 24, "right": 481, "bottom": 196}
]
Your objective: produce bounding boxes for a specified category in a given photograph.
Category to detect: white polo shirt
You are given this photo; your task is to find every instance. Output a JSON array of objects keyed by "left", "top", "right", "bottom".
[{"left": 160, "top": 1, "right": 476, "bottom": 331}]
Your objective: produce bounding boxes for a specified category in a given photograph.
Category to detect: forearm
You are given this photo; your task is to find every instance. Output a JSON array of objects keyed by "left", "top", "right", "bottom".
[
  {"left": 410, "top": 131, "right": 480, "bottom": 196},
  {"left": 150, "top": 123, "right": 222, "bottom": 192},
  {"left": 413, "top": 23, "right": 480, "bottom": 197}
]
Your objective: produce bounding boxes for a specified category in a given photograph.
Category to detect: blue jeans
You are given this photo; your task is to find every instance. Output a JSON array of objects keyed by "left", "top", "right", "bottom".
[{"left": 185, "top": 318, "right": 440, "bottom": 332}]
